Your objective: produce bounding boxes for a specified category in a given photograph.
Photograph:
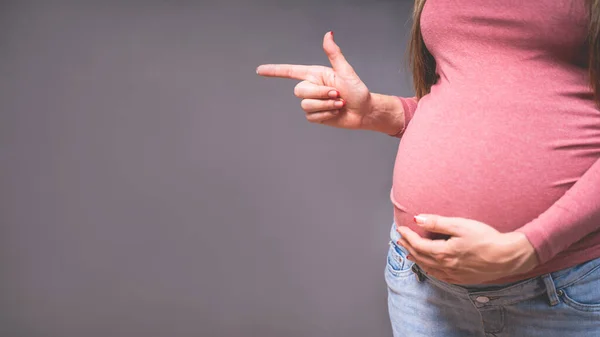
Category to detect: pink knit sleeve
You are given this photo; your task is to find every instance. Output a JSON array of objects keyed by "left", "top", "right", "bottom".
[
  {"left": 516, "top": 157, "right": 600, "bottom": 264},
  {"left": 391, "top": 96, "right": 419, "bottom": 137}
]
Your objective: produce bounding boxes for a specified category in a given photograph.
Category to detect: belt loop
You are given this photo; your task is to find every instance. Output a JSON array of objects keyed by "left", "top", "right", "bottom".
[{"left": 541, "top": 273, "right": 559, "bottom": 306}]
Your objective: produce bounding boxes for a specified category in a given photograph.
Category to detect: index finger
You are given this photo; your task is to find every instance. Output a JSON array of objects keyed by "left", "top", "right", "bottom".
[
  {"left": 398, "top": 226, "right": 447, "bottom": 256},
  {"left": 256, "top": 64, "right": 312, "bottom": 81}
]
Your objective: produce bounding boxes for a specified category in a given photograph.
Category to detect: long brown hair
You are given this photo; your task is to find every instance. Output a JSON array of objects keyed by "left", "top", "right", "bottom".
[{"left": 409, "top": 0, "right": 600, "bottom": 106}]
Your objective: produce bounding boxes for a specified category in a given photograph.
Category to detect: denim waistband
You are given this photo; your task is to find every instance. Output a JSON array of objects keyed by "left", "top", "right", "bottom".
[{"left": 389, "top": 222, "right": 600, "bottom": 307}]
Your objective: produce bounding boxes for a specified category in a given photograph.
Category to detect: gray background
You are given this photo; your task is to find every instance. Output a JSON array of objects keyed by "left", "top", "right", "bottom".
[{"left": 1, "top": 1, "right": 415, "bottom": 336}]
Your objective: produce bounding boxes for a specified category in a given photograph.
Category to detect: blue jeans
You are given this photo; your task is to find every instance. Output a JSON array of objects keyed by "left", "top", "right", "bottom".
[{"left": 385, "top": 223, "right": 600, "bottom": 336}]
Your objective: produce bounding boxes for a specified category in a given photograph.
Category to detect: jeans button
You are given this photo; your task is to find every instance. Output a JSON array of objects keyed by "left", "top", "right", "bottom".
[{"left": 476, "top": 296, "right": 490, "bottom": 303}]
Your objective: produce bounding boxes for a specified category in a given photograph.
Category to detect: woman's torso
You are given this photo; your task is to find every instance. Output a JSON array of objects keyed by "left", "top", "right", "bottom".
[{"left": 392, "top": 0, "right": 600, "bottom": 280}]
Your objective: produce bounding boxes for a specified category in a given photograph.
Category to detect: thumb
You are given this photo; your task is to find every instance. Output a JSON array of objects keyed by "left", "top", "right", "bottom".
[
  {"left": 413, "top": 214, "right": 469, "bottom": 236},
  {"left": 322, "top": 31, "right": 355, "bottom": 76}
]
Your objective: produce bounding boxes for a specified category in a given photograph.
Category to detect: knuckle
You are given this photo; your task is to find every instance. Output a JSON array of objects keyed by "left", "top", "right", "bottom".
[
  {"left": 433, "top": 251, "right": 448, "bottom": 261},
  {"left": 305, "top": 113, "right": 318, "bottom": 123},
  {"left": 446, "top": 224, "right": 457, "bottom": 234},
  {"left": 293, "top": 85, "right": 303, "bottom": 98},
  {"left": 441, "top": 257, "right": 456, "bottom": 269},
  {"left": 300, "top": 99, "right": 311, "bottom": 111},
  {"left": 294, "top": 81, "right": 311, "bottom": 98}
]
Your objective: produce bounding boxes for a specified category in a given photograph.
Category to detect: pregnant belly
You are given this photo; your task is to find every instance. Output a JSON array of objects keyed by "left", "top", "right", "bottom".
[{"left": 391, "top": 99, "right": 599, "bottom": 239}]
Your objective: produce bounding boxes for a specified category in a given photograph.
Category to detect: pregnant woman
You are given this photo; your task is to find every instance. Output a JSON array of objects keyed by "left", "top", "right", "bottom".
[{"left": 257, "top": 1, "right": 600, "bottom": 336}]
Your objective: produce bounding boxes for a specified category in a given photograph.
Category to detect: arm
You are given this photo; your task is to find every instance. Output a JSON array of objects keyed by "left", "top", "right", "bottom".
[
  {"left": 361, "top": 94, "right": 418, "bottom": 137},
  {"left": 516, "top": 157, "right": 600, "bottom": 264},
  {"left": 257, "top": 31, "right": 419, "bottom": 137}
]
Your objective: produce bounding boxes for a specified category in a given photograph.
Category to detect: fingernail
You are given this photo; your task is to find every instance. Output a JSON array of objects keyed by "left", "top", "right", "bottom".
[
  {"left": 334, "top": 99, "right": 345, "bottom": 108},
  {"left": 330, "top": 31, "right": 334, "bottom": 38},
  {"left": 328, "top": 90, "right": 339, "bottom": 98},
  {"left": 414, "top": 215, "right": 427, "bottom": 225}
]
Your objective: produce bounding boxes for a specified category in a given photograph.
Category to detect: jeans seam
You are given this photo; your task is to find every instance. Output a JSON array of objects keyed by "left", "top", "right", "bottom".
[
  {"left": 559, "top": 290, "right": 600, "bottom": 312},
  {"left": 557, "top": 264, "right": 600, "bottom": 289},
  {"left": 479, "top": 307, "right": 505, "bottom": 335}
]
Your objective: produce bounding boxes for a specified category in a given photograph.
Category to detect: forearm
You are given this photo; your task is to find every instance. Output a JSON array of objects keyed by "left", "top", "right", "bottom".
[
  {"left": 516, "top": 157, "right": 600, "bottom": 264},
  {"left": 361, "top": 93, "right": 407, "bottom": 136}
]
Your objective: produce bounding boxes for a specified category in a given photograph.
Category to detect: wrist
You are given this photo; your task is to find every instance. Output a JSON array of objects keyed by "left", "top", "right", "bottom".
[
  {"left": 501, "top": 232, "right": 539, "bottom": 274},
  {"left": 360, "top": 93, "right": 405, "bottom": 135}
]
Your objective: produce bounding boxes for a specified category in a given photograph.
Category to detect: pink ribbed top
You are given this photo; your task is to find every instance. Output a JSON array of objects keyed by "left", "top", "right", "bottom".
[{"left": 393, "top": 0, "right": 600, "bottom": 283}]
